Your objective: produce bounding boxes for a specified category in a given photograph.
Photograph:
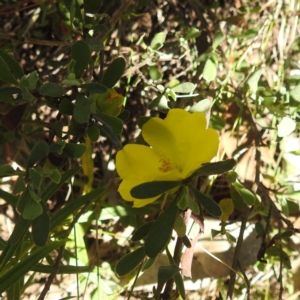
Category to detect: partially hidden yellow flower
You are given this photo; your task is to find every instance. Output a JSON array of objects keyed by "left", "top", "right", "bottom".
[{"left": 116, "top": 109, "right": 219, "bottom": 207}]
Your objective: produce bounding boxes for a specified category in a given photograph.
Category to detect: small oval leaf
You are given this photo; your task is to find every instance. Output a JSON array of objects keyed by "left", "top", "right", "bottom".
[
  {"left": 150, "top": 32, "right": 166, "bottom": 50},
  {"left": 145, "top": 200, "right": 179, "bottom": 258},
  {"left": 131, "top": 181, "right": 182, "bottom": 199},
  {"left": 131, "top": 221, "right": 154, "bottom": 242},
  {"left": 97, "top": 111, "right": 124, "bottom": 135},
  {"left": 63, "top": 143, "right": 86, "bottom": 158},
  {"left": 81, "top": 83, "right": 107, "bottom": 94},
  {"left": 115, "top": 247, "right": 146, "bottom": 277},
  {"left": 171, "top": 82, "right": 196, "bottom": 93},
  {"left": 0, "top": 56, "right": 18, "bottom": 85},
  {"left": 232, "top": 182, "right": 256, "bottom": 206},
  {"left": 71, "top": 41, "right": 91, "bottom": 78},
  {"left": 155, "top": 265, "right": 181, "bottom": 298},
  {"left": 102, "top": 57, "right": 126, "bottom": 88},
  {"left": 40, "top": 82, "right": 66, "bottom": 97},
  {"left": 190, "top": 186, "right": 222, "bottom": 217},
  {"left": 22, "top": 198, "right": 43, "bottom": 220},
  {"left": 277, "top": 116, "right": 296, "bottom": 137},
  {"left": 73, "top": 94, "right": 91, "bottom": 124},
  {"left": 202, "top": 56, "right": 218, "bottom": 83},
  {"left": 27, "top": 140, "right": 49, "bottom": 169},
  {"left": 191, "top": 159, "right": 236, "bottom": 178},
  {"left": 290, "top": 84, "right": 300, "bottom": 102},
  {"left": 189, "top": 99, "right": 211, "bottom": 114},
  {"left": 32, "top": 203, "right": 50, "bottom": 246},
  {"left": 230, "top": 185, "right": 245, "bottom": 210},
  {"left": 0, "top": 165, "right": 20, "bottom": 177}
]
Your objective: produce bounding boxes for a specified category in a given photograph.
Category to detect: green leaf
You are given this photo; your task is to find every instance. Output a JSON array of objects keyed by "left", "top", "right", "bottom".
[
  {"left": 23, "top": 197, "right": 43, "bottom": 220},
  {"left": 174, "top": 215, "right": 186, "bottom": 237},
  {"left": 59, "top": 98, "right": 74, "bottom": 115},
  {"left": 148, "top": 94, "right": 164, "bottom": 109},
  {"left": 150, "top": 32, "right": 166, "bottom": 50},
  {"left": 137, "top": 116, "right": 151, "bottom": 129},
  {"left": 174, "top": 272, "right": 186, "bottom": 299},
  {"left": 212, "top": 31, "right": 225, "bottom": 50},
  {"left": 16, "top": 187, "right": 31, "bottom": 214},
  {"left": 73, "top": 94, "right": 91, "bottom": 124},
  {"left": 102, "top": 57, "right": 126, "bottom": 88},
  {"left": 191, "top": 159, "right": 236, "bottom": 178},
  {"left": 1, "top": 102, "right": 28, "bottom": 131},
  {"left": 41, "top": 167, "right": 80, "bottom": 202},
  {"left": 50, "top": 186, "right": 105, "bottom": 230},
  {"left": 131, "top": 221, "right": 154, "bottom": 242},
  {"left": 32, "top": 263, "right": 91, "bottom": 274},
  {"left": 0, "top": 240, "right": 65, "bottom": 294},
  {"left": 62, "top": 73, "right": 82, "bottom": 86},
  {"left": 155, "top": 265, "right": 181, "bottom": 298},
  {"left": 145, "top": 200, "right": 178, "bottom": 257},
  {"left": 63, "top": 143, "right": 86, "bottom": 158},
  {"left": 247, "top": 69, "right": 264, "bottom": 93},
  {"left": 13, "top": 176, "right": 26, "bottom": 195},
  {"left": 171, "top": 82, "right": 196, "bottom": 93},
  {"left": 19, "top": 71, "right": 39, "bottom": 89},
  {"left": 27, "top": 140, "right": 49, "bottom": 169},
  {"left": 265, "top": 247, "right": 291, "bottom": 269},
  {"left": 232, "top": 182, "right": 256, "bottom": 206},
  {"left": 115, "top": 247, "right": 146, "bottom": 277},
  {"left": 22, "top": 89, "right": 34, "bottom": 101},
  {"left": 8, "top": 216, "right": 30, "bottom": 246},
  {"left": 87, "top": 125, "right": 100, "bottom": 142},
  {"left": 189, "top": 99, "right": 211, "bottom": 114},
  {"left": 143, "top": 256, "right": 157, "bottom": 271},
  {"left": 0, "top": 49, "right": 24, "bottom": 79},
  {"left": 230, "top": 185, "right": 244, "bottom": 210},
  {"left": 227, "top": 171, "right": 238, "bottom": 184},
  {"left": 32, "top": 203, "right": 50, "bottom": 246},
  {"left": 0, "top": 164, "right": 21, "bottom": 177},
  {"left": 190, "top": 186, "right": 222, "bottom": 217},
  {"left": 181, "top": 235, "right": 191, "bottom": 248},
  {"left": 0, "top": 56, "right": 18, "bottom": 85},
  {"left": 202, "top": 55, "right": 218, "bottom": 83},
  {"left": 225, "top": 232, "right": 236, "bottom": 243},
  {"left": 290, "top": 84, "right": 300, "bottom": 102},
  {"left": 28, "top": 168, "right": 42, "bottom": 190},
  {"left": 211, "top": 229, "right": 221, "bottom": 238},
  {"left": 184, "top": 27, "right": 201, "bottom": 40},
  {"left": 0, "top": 87, "right": 21, "bottom": 95},
  {"left": 81, "top": 83, "right": 107, "bottom": 93},
  {"left": 47, "top": 169, "right": 61, "bottom": 183},
  {"left": 149, "top": 66, "right": 163, "bottom": 81},
  {"left": 0, "top": 189, "right": 18, "bottom": 207},
  {"left": 277, "top": 116, "right": 296, "bottom": 137},
  {"left": 97, "top": 111, "right": 123, "bottom": 135},
  {"left": 280, "top": 230, "right": 294, "bottom": 239},
  {"left": 71, "top": 41, "right": 91, "bottom": 78},
  {"left": 40, "top": 82, "right": 66, "bottom": 97},
  {"left": 131, "top": 181, "right": 182, "bottom": 199}
]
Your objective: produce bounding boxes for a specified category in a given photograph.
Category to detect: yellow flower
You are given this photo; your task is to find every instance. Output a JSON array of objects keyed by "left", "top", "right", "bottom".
[{"left": 116, "top": 109, "right": 219, "bottom": 207}]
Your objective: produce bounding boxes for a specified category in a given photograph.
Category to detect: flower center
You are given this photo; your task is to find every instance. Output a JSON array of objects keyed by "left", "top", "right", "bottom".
[{"left": 158, "top": 158, "right": 174, "bottom": 173}]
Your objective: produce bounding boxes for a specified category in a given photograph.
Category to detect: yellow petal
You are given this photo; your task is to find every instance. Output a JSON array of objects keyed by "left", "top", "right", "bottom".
[
  {"left": 118, "top": 177, "right": 160, "bottom": 207},
  {"left": 142, "top": 109, "right": 219, "bottom": 178},
  {"left": 116, "top": 144, "right": 183, "bottom": 206},
  {"left": 116, "top": 144, "right": 161, "bottom": 180}
]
